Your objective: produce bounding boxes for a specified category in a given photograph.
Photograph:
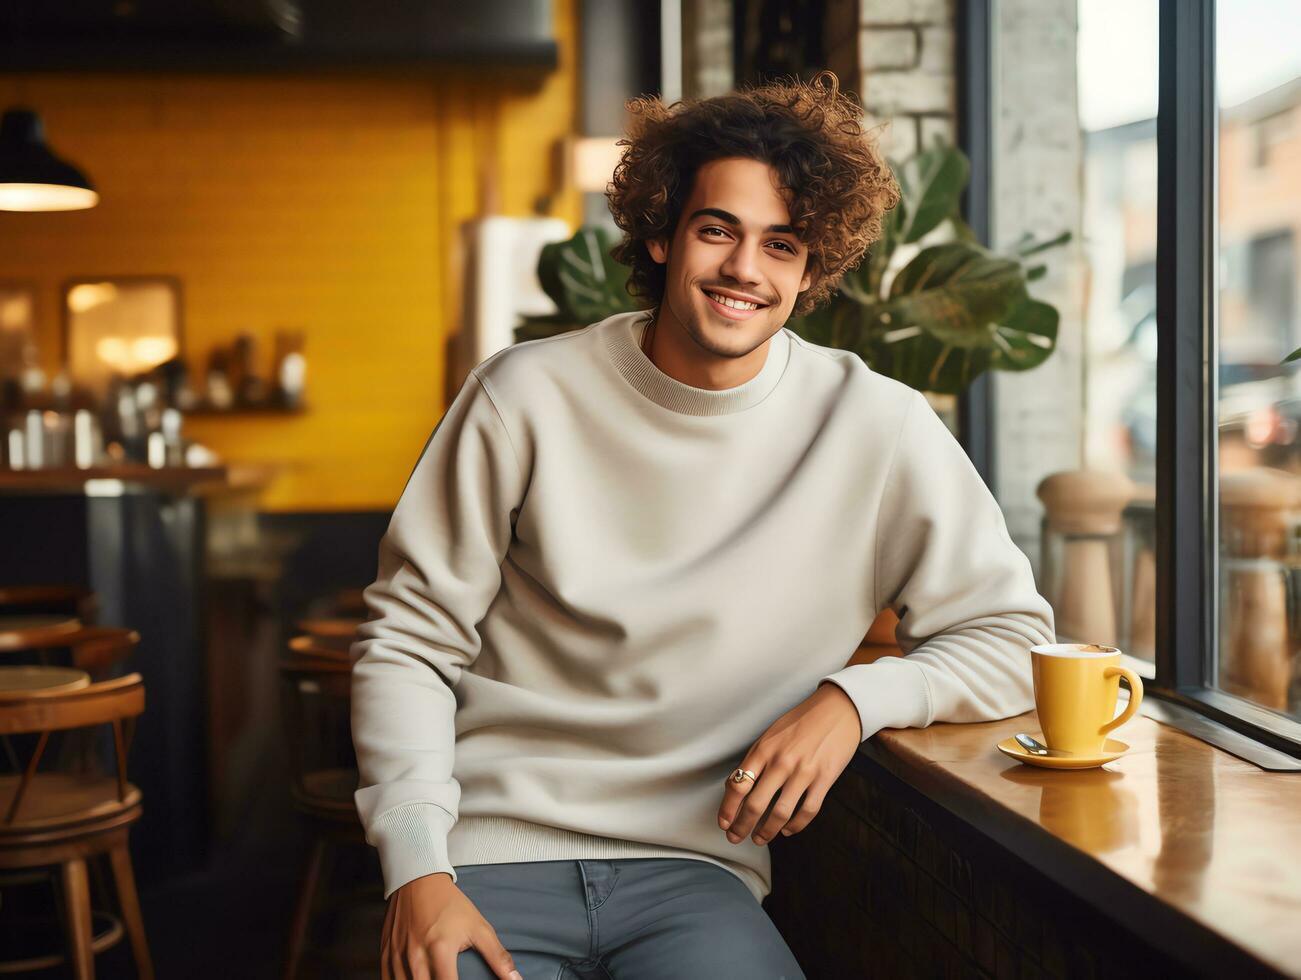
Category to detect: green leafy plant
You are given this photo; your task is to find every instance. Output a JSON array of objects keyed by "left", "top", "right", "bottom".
[
  {"left": 514, "top": 226, "right": 640, "bottom": 343},
  {"left": 785, "top": 141, "right": 1069, "bottom": 394}
]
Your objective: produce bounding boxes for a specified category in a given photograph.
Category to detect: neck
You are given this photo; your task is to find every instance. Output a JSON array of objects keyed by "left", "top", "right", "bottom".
[{"left": 643, "top": 306, "right": 773, "bottom": 391}]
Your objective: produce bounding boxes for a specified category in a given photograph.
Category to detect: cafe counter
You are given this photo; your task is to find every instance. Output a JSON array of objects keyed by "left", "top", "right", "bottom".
[
  {"left": 0, "top": 463, "right": 278, "bottom": 886},
  {"left": 763, "top": 697, "right": 1301, "bottom": 979}
]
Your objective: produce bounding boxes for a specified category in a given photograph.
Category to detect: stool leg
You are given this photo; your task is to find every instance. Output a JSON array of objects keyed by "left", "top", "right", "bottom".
[
  {"left": 60, "top": 858, "right": 95, "bottom": 980},
  {"left": 109, "top": 844, "right": 155, "bottom": 980},
  {"left": 283, "top": 835, "right": 328, "bottom": 980}
]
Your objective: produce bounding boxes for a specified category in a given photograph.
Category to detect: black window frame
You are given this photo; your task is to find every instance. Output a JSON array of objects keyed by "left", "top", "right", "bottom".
[{"left": 1156, "top": 0, "right": 1301, "bottom": 757}]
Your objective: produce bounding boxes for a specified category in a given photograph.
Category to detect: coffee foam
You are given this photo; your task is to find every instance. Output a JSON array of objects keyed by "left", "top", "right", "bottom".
[{"left": 1031, "top": 643, "right": 1120, "bottom": 658}]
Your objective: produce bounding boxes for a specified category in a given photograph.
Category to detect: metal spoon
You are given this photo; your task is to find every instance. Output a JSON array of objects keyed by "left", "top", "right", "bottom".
[{"left": 1014, "top": 732, "right": 1067, "bottom": 757}]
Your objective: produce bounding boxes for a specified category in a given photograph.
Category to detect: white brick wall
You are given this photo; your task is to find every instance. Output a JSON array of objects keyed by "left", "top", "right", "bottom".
[
  {"left": 917, "top": 25, "right": 954, "bottom": 74},
  {"left": 990, "top": 0, "right": 1087, "bottom": 575},
  {"left": 860, "top": 28, "right": 918, "bottom": 71},
  {"left": 853, "top": 0, "right": 957, "bottom": 161},
  {"left": 918, "top": 114, "right": 955, "bottom": 151},
  {"left": 861, "top": 71, "right": 955, "bottom": 115},
  {"left": 860, "top": 0, "right": 954, "bottom": 25}
]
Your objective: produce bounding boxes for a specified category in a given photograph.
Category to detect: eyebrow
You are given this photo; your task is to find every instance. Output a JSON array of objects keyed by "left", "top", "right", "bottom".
[{"left": 687, "top": 207, "right": 799, "bottom": 236}]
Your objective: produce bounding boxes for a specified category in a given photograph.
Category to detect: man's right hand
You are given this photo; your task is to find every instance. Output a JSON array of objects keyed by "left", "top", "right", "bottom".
[{"left": 380, "top": 872, "right": 524, "bottom": 980}]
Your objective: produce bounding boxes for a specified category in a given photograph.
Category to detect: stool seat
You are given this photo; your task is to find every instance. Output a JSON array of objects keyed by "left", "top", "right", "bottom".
[
  {"left": 292, "top": 768, "right": 359, "bottom": 821},
  {"left": 0, "top": 670, "right": 152, "bottom": 976},
  {"left": 0, "top": 773, "right": 142, "bottom": 835}
]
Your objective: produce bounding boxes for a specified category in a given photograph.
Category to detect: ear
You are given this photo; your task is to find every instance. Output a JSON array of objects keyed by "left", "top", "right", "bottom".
[
  {"left": 646, "top": 237, "right": 669, "bottom": 265},
  {"left": 799, "top": 268, "right": 813, "bottom": 293}
]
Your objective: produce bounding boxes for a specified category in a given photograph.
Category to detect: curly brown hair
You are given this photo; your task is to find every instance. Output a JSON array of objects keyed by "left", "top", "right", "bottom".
[{"left": 606, "top": 70, "right": 901, "bottom": 319}]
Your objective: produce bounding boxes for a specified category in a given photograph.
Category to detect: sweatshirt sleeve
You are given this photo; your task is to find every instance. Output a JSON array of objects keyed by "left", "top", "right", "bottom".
[
  {"left": 817, "top": 388, "right": 1056, "bottom": 742},
  {"left": 350, "top": 368, "right": 526, "bottom": 899}
]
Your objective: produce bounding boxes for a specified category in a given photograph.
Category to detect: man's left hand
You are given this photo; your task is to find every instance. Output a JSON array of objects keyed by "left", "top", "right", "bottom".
[{"left": 717, "top": 681, "right": 862, "bottom": 846}]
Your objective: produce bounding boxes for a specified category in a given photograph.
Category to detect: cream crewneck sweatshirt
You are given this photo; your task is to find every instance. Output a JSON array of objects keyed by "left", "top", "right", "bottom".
[{"left": 350, "top": 309, "right": 1055, "bottom": 904}]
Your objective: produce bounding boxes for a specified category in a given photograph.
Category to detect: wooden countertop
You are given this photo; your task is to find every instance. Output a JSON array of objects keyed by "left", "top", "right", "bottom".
[
  {"left": 862, "top": 708, "right": 1301, "bottom": 978},
  {"left": 0, "top": 463, "right": 277, "bottom": 495}
]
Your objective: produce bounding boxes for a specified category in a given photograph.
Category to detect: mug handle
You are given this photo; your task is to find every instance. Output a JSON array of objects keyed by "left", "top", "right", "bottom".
[{"left": 1100, "top": 666, "right": 1144, "bottom": 735}]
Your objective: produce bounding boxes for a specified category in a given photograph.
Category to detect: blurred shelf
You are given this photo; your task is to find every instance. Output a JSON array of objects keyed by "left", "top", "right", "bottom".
[
  {"left": 0, "top": 464, "right": 228, "bottom": 494},
  {"left": 182, "top": 403, "right": 308, "bottom": 417}
]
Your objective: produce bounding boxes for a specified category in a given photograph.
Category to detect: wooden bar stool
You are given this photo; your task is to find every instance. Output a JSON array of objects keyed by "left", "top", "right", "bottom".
[
  {"left": 0, "top": 625, "right": 141, "bottom": 680},
  {"left": 0, "top": 629, "right": 141, "bottom": 807},
  {"left": 295, "top": 617, "right": 362, "bottom": 655},
  {"left": 0, "top": 585, "right": 98, "bottom": 624},
  {"left": 287, "top": 633, "right": 354, "bottom": 664},
  {"left": 331, "top": 588, "right": 367, "bottom": 618},
  {"left": 0, "top": 614, "right": 83, "bottom": 654},
  {"left": 279, "top": 655, "right": 370, "bottom": 980},
  {"left": 0, "top": 672, "right": 153, "bottom": 979}
]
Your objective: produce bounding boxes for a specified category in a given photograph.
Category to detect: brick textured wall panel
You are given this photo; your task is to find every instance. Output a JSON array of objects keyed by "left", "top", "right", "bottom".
[
  {"left": 861, "top": 28, "right": 920, "bottom": 71},
  {"left": 861, "top": 0, "right": 955, "bottom": 26},
  {"left": 989, "top": 0, "right": 1088, "bottom": 572},
  {"left": 861, "top": 66, "right": 955, "bottom": 115}
]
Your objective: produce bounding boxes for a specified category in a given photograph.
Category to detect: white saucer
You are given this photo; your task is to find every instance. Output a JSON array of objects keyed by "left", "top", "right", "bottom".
[{"left": 996, "top": 731, "right": 1129, "bottom": 770}]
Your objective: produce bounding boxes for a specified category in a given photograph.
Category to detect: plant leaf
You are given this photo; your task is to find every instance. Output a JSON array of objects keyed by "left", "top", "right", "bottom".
[
  {"left": 884, "top": 243, "right": 1026, "bottom": 349},
  {"left": 866, "top": 326, "right": 994, "bottom": 395},
  {"left": 534, "top": 226, "right": 638, "bottom": 325},
  {"left": 894, "top": 144, "right": 970, "bottom": 244},
  {"left": 1015, "top": 229, "right": 1072, "bottom": 258},
  {"left": 987, "top": 298, "right": 1059, "bottom": 372}
]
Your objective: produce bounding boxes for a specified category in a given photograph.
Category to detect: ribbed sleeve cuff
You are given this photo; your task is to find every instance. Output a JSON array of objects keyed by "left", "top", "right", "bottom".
[
  {"left": 367, "top": 802, "right": 459, "bottom": 899},
  {"left": 817, "top": 657, "right": 934, "bottom": 742}
]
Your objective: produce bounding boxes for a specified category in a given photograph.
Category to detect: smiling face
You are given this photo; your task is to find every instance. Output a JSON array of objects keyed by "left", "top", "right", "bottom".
[{"left": 646, "top": 156, "right": 813, "bottom": 370}]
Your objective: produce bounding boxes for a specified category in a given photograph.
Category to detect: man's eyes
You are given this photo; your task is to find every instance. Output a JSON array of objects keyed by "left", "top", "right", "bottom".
[{"left": 700, "top": 226, "right": 797, "bottom": 253}]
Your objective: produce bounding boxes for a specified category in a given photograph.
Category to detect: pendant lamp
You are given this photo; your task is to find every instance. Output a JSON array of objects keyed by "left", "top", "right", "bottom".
[{"left": 0, "top": 107, "right": 98, "bottom": 212}]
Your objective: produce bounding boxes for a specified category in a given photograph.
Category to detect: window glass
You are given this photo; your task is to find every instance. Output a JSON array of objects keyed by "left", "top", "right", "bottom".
[
  {"left": 1214, "top": 0, "right": 1301, "bottom": 719},
  {"left": 1047, "top": 0, "right": 1159, "bottom": 663}
]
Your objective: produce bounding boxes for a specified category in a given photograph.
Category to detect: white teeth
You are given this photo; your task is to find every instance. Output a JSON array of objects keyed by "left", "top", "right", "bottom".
[{"left": 706, "top": 291, "right": 761, "bottom": 311}]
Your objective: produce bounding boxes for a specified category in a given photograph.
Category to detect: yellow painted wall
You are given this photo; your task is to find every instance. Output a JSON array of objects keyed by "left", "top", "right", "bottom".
[{"left": 0, "top": 0, "right": 580, "bottom": 511}]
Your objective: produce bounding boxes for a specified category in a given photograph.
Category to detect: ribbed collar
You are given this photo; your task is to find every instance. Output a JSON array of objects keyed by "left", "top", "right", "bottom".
[{"left": 602, "top": 310, "right": 791, "bottom": 417}]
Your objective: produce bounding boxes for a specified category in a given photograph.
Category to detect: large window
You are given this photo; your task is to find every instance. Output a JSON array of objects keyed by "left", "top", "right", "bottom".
[
  {"left": 1210, "top": 0, "right": 1301, "bottom": 727},
  {"left": 987, "top": 0, "right": 1301, "bottom": 759},
  {"left": 1151, "top": 0, "right": 1300, "bottom": 757}
]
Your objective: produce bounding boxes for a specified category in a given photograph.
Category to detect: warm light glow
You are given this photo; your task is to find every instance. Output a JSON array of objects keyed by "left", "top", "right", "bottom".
[
  {"left": 570, "top": 137, "right": 623, "bottom": 193},
  {"left": 95, "top": 337, "right": 130, "bottom": 370},
  {"left": 68, "top": 282, "right": 119, "bottom": 314},
  {"left": 93, "top": 333, "right": 176, "bottom": 374},
  {"left": 132, "top": 336, "right": 177, "bottom": 365},
  {"left": 0, "top": 182, "right": 99, "bottom": 211},
  {"left": 0, "top": 292, "right": 31, "bottom": 329}
]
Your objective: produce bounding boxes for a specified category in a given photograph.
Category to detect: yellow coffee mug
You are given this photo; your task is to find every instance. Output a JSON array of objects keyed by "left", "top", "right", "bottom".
[{"left": 1030, "top": 643, "right": 1144, "bottom": 755}]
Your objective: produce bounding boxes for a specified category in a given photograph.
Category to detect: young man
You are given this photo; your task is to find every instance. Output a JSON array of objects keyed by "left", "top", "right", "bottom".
[{"left": 351, "top": 72, "right": 1055, "bottom": 980}]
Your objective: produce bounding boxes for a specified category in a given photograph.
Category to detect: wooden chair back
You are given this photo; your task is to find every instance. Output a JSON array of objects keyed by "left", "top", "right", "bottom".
[
  {"left": 295, "top": 617, "right": 362, "bottom": 656},
  {"left": 0, "top": 626, "right": 140, "bottom": 680},
  {"left": 278, "top": 657, "right": 354, "bottom": 813},
  {"left": 331, "top": 587, "right": 368, "bottom": 618},
  {"left": 287, "top": 634, "right": 352, "bottom": 663},
  {"left": 0, "top": 585, "right": 97, "bottom": 623},
  {"left": 0, "top": 673, "right": 145, "bottom": 828}
]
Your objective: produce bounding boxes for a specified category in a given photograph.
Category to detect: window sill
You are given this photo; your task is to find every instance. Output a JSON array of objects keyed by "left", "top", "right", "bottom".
[{"left": 855, "top": 710, "right": 1301, "bottom": 978}]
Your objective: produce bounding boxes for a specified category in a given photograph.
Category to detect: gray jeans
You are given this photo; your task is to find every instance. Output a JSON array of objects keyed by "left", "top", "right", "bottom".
[{"left": 452, "top": 858, "right": 807, "bottom": 980}]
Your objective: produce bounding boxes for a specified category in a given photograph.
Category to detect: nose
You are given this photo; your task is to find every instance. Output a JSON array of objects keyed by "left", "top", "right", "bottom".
[{"left": 718, "top": 236, "right": 763, "bottom": 287}]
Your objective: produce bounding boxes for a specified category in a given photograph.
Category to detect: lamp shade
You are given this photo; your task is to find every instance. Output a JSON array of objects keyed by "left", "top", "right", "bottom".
[{"left": 0, "top": 107, "right": 98, "bottom": 212}]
